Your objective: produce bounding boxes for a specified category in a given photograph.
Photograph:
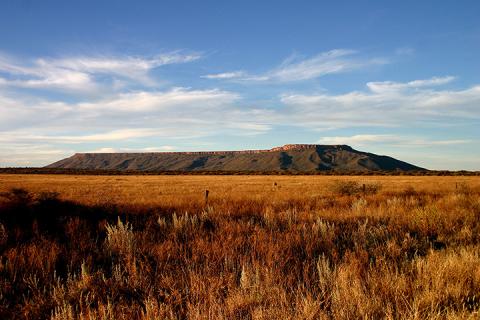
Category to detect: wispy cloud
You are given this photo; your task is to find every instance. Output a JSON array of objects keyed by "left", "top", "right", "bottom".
[
  {"left": 318, "top": 134, "right": 395, "bottom": 145},
  {"left": 202, "top": 49, "right": 388, "bottom": 83},
  {"left": 88, "top": 146, "right": 176, "bottom": 153},
  {"left": 0, "top": 143, "right": 74, "bottom": 167},
  {"left": 280, "top": 76, "right": 480, "bottom": 129},
  {"left": 366, "top": 76, "right": 456, "bottom": 92},
  {"left": 76, "top": 87, "right": 239, "bottom": 113},
  {"left": 317, "top": 134, "right": 472, "bottom": 147},
  {"left": 268, "top": 50, "right": 386, "bottom": 82},
  {"left": 0, "top": 51, "right": 201, "bottom": 92},
  {"left": 51, "top": 52, "right": 201, "bottom": 84},
  {"left": 0, "top": 128, "right": 161, "bottom": 143},
  {"left": 201, "top": 71, "right": 246, "bottom": 79}
]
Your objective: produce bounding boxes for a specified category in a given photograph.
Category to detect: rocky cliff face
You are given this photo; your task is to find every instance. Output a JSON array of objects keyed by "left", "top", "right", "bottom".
[{"left": 46, "top": 144, "right": 425, "bottom": 172}]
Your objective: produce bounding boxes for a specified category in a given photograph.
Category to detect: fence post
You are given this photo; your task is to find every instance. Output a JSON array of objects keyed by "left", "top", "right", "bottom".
[{"left": 205, "top": 189, "right": 209, "bottom": 205}]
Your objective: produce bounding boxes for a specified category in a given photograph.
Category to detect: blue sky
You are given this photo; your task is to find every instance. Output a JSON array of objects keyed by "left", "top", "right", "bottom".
[{"left": 0, "top": 0, "right": 479, "bottom": 169}]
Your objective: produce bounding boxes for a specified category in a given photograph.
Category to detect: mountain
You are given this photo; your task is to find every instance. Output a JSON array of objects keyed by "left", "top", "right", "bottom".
[{"left": 46, "top": 144, "right": 425, "bottom": 172}]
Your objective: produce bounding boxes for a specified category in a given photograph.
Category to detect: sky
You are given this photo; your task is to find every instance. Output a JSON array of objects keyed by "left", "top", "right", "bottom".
[{"left": 0, "top": 0, "right": 479, "bottom": 170}]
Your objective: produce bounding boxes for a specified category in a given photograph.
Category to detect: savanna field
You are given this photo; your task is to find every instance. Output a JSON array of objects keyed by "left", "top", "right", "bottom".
[{"left": 0, "top": 174, "right": 479, "bottom": 319}]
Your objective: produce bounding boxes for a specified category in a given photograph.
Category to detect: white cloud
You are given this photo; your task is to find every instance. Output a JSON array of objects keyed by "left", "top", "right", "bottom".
[
  {"left": 201, "top": 71, "right": 246, "bottom": 79},
  {"left": 51, "top": 52, "right": 201, "bottom": 84},
  {"left": 366, "top": 76, "right": 456, "bottom": 92},
  {"left": 53, "top": 52, "right": 200, "bottom": 73},
  {"left": 0, "top": 87, "right": 242, "bottom": 130},
  {"left": 268, "top": 50, "right": 387, "bottom": 82},
  {"left": 0, "top": 51, "right": 201, "bottom": 92},
  {"left": 88, "top": 146, "right": 176, "bottom": 153},
  {"left": 280, "top": 76, "right": 480, "bottom": 129},
  {"left": 317, "top": 134, "right": 472, "bottom": 147},
  {"left": 0, "top": 53, "right": 97, "bottom": 92},
  {"left": 398, "top": 154, "right": 480, "bottom": 171},
  {"left": 0, "top": 143, "right": 74, "bottom": 167},
  {"left": 0, "top": 85, "right": 272, "bottom": 165},
  {"left": 78, "top": 87, "right": 239, "bottom": 112},
  {"left": 0, "top": 128, "right": 160, "bottom": 143},
  {"left": 318, "top": 134, "right": 396, "bottom": 145},
  {"left": 203, "top": 49, "right": 388, "bottom": 83}
]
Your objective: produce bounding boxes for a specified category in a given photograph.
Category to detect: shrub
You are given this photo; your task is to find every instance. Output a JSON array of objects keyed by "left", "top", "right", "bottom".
[
  {"left": 364, "top": 183, "right": 382, "bottom": 195},
  {"left": 332, "top": 180, "right": 382, "bottom": 196},
  {"left": 332, "top": 180, "right": 360, "bottom": 196},
  {"left": 402, "top": 186, "right": 417, "bottom": 197},
  {"left": 0, "top": 188, "right": 33, "bottom": 204},
  {"left": 37, "top": 191, "right": 60, "bottom": 202}
]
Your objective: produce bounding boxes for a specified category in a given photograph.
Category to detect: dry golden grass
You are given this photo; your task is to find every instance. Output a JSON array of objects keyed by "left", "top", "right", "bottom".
[
  {"left": 0, "top": 174, "right": 479, "bottom": 319},
  {"left": 1, "top": 174, "right": 478, "bottom": 206}
]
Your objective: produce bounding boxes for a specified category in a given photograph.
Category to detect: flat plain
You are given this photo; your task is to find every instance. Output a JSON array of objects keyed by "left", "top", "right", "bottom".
[
  {"left": 1, "top": 174, "right": 478, "bottom": 206},
  {"left": 0, "top": 174, "right": 479, "bottom": 319}
]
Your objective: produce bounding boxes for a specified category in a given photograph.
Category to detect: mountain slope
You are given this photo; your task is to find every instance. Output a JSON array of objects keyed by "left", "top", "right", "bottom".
[{"left": 46, "top": 144, "right": 425, "bottom": 172}]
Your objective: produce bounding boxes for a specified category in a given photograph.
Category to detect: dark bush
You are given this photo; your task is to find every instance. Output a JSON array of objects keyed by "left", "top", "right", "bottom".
[{"left": 331, "top": 180, "right": 382, "bottom": 196}]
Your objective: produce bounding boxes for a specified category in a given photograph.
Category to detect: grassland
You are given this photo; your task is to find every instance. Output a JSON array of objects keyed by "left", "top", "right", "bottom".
[{"left": 0, "top": 174, "right": 479, "bottom": 319}]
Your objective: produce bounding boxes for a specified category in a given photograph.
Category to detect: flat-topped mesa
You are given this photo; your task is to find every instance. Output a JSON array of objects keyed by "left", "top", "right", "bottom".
[{"left": 49, "top": 143, "right": 425, "bottom": 171}]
